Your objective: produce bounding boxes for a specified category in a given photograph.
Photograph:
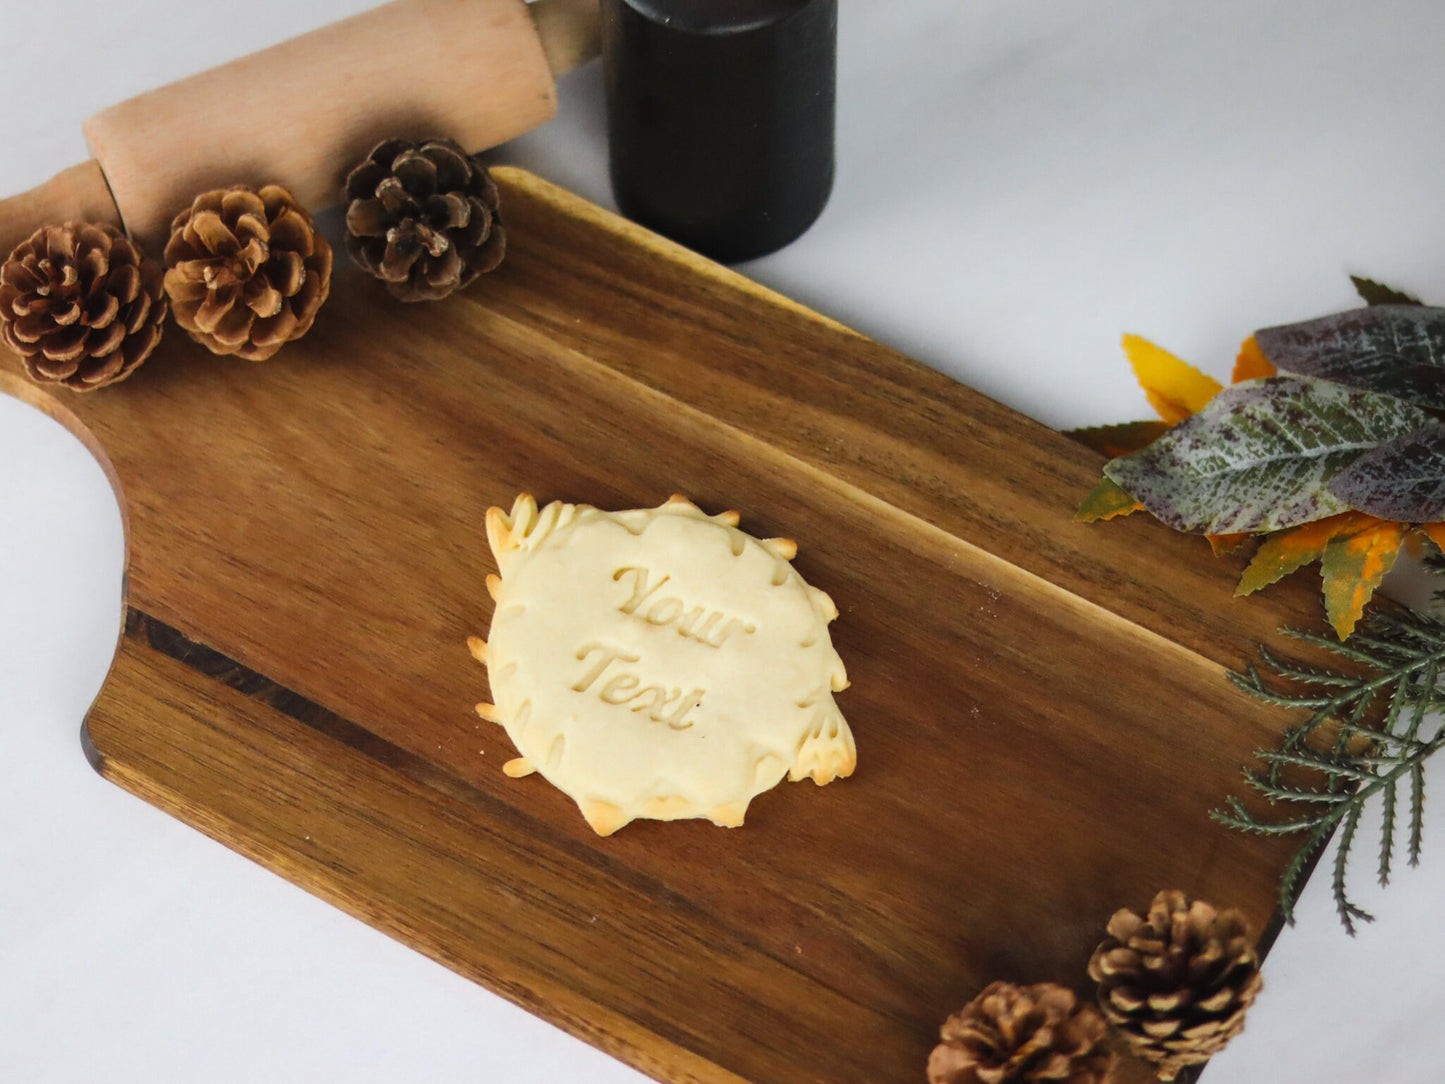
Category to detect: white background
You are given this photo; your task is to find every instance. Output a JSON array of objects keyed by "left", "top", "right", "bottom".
[{"left": 3, "top": 1, "right": 1445, "bottom": 1080}]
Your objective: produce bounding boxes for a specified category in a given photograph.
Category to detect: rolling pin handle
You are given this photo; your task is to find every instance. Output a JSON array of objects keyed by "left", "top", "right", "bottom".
[
  {"left": 0, "top": 0, "right": 602, "bottom": 260},
  {"left": 529, "top": 0, "right": 602, "bottom": 76},
  {"left": 0, "top": 159, "right": 121, "bottom": 261}
]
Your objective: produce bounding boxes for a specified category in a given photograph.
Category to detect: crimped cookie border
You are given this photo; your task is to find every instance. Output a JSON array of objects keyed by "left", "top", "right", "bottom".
[{"left": 468, "top": 493, "right": 855, "bottom": 835}]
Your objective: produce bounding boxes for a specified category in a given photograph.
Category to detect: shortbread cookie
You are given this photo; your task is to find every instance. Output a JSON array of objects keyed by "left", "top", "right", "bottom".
[{"left": 469, "top": 494, "right": 855, "bottom": 836}]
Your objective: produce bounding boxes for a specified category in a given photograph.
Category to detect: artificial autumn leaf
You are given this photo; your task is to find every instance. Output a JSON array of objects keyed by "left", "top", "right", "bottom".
[
  {"left": 1350, "top": 275, "right": 1423, "bottom": 307},
  {"left": 1084, "top": 282, "right": 1445, "bottom": 640},
  {"left": 1067, "top": 419, "right": 1172, "bottom": 458},
  {"left": 1231, "top": 336, "right": 1276, "bottom": 383},
  {"left": 1327, "top": 423, "right": 1445, "bottom": 523},
  {"left": 1254, "top": 305, "right": 1445, "bottom": 411},
  {"left": 1123, "top": 334, "right": 1223, "bottom": 423},
  {"left": 1206, "top": 533, "right": 1249, "bottom": 555},
  {"left": 1103, "top": 376, "right": 1433, "bottom": 534},
  {"left": 1235, "top": 512, "right": 1381, "bottom": 596},
  {"left": 1321, "top": 520, "right": 1407, "bottom": 638},
  {"left": 1076, "top": 476, "right": 1143, "bottom": 521}
]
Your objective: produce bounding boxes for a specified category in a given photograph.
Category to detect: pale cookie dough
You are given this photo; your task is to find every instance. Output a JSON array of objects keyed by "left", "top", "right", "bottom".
[{"left": 469, "top": 493, "right": 855, "bottom": 836}]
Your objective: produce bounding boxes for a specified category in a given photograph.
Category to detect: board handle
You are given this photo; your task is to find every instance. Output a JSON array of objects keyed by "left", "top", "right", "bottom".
[{"left": 0, "top": 160, "right": 121, "bottom": 261}]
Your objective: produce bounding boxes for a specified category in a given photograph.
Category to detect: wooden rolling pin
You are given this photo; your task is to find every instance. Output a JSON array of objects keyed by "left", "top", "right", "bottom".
[{"left": 0, "top": 0, "right": 599, "bottom": 257}]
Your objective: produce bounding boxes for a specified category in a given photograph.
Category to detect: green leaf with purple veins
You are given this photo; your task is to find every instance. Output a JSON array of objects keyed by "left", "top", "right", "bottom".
[
  {"left": 1327, "top": 424, "right": 1445, "bottom": 522},
  {"left": 1103, "top": 376, "right": 1434, "bottom": 534},
  {"left": 1255, "top": 306, "right": 1445, "bottom": 410}
]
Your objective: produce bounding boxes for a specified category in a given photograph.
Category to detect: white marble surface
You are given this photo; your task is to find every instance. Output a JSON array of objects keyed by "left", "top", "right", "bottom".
[{"left": 3, "top": 1, "right": 1445, "bottom": 1080}]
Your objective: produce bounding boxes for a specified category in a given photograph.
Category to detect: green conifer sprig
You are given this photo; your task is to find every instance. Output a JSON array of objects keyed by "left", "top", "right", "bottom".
[
  {"left": 1426, "top": 550, "right": 1445, "bottom": 604},
  {"left": 1212, "top": 606, "right": 1445, "bottom": 933}
]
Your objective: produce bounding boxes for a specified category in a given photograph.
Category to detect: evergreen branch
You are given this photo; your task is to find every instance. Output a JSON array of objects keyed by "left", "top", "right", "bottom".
[
  {"left": 1244, "top": 775, "right": 1353, "bottom": 804},
  {"left": 1277, "top": 818, "right": 1338, "bottom": 925},
  {"left": 1323, "top": 721, "right": 1412, "bottom": 747},
  {"left": 1220, "top": 604, "right": 1445, "bottom": 932},
  {"left": 1210, "top": 798, "right": 1330, "bottom": 836},
  {"left": 1227, "top": 664, "right": 1335, "bottom": 709},
  {"left": 1245, "top": 649, "right": 1360, "bottom": 688},
  {"left": 1379, "top": 779, "right": 1396, "bottom": 887},
  {"left": 1409, "top": 761, "right": 1426, "bottom": 866},
  {"left": 1252, "top": 750, "right": 1375, "bottom": 782},
  {"left": 1279, "top": 627, "right": 1402, "bottom": 667},
  {"left": 1343, "top": 748, "right": 1433, "bottom": 767},
  {"left": 1403, "top": 661, "right": 1437, "bottom": 744},
  {"left": 1381, "top": 673, "right": 1410, "bottom": 738},
  {"left": 1333, "top": 802, "right": 1373, "bottom": 934}
]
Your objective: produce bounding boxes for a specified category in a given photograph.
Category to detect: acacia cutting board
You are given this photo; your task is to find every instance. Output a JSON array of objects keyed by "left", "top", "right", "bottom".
[{"left": 5, "top": 169, "right": 1318, "bottom": 1084}]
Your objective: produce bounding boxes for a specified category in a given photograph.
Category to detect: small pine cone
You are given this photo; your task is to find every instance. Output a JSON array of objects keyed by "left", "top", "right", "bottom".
[
  {"left": 0, "top": 223, "right": 166, "bottom": 390},
  {"left": 343, "top": 137, "right": 505, "bottom": 302},
  {"left": 1088, "top": 890, "right": 1263, "bottom": 1081},
  {"left": 163, "top": 185, "right": 332, "bottom": 361},
  {"left": 927, "top": 981, "right": 1115, "bottom": 1084}
]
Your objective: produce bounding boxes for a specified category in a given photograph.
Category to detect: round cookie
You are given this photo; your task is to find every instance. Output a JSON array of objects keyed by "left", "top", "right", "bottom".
[{"left": 469, "top": 494, "right": 855, "bottom": 835}]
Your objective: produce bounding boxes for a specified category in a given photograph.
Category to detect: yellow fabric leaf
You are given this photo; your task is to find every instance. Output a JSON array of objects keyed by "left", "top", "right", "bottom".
[
  {"left": 1077, "top": 476, "right": 1143, "bottom": 522},
  {"left": 1423, "top": 522, "right": 1445, "bottom": 554},
  {"left": 1235, "top": 513, "right": 1380, "bottom": 596},
  {"left": 1322, "top": 521, "right": 1407, "bottom": 639},
  {"left": 1123, "top": 334, "right": 1224, "bottom": 423},
  {"left": 1231, "top": 335, "right": 1276, "bottom": 383}
]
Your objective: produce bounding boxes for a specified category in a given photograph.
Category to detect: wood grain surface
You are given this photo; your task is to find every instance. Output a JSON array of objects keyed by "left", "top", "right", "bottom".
[{"left": 4, "top": 168, "right": 1322, "bottom": 1084}]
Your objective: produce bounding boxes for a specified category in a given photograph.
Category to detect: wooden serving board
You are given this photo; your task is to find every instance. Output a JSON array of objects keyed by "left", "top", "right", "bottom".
[{"left": 5, "top": 169, "right": 1319, "bottom": 1084}]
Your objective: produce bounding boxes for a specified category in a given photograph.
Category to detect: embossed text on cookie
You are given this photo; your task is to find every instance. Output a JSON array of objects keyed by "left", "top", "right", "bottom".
[
  {"left": 612, "top": 565, "right": 757, "bottom": 648},
  {"left": 570, "top": 641, "right": 705, "bottom": 730}
]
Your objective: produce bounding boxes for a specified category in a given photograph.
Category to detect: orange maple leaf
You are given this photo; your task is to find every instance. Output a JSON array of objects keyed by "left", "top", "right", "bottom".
[
  {"left": 1322, "top": 520, "right": 1407, "bottom": 639},
  {"left": 1207, "top": 533, "right": 1250, "bottom": 556},
  {"left": 1423, "top": 522, "right": 1445, "bottom": 554},
  {"left": 1231, "top": 335, "right": 1276, "bottom": 383},
  {"left": 1076, "top": 476, "right": 1144, "bottom": 522},
  {"left": 1237, "top": 513, "right": 1404, "bottom": 638},
  {"left": 1235, "top": 513, "right": 1384, "bottom": 597},
  {"left": 1122, "top": 334, "right": 1223, "bottom": 424}
]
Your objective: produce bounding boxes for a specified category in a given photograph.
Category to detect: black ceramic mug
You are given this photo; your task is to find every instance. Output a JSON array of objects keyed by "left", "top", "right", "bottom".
[{"left": 600, "top": 0, "right": 837, "bottom": 264}]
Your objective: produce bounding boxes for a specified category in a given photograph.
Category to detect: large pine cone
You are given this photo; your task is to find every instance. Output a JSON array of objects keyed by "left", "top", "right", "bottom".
[
  {"left": 343, "top": 138, "right": 505, "bottom": 302},
  {"left": 0, "top": 223, "right": 166, "bottom": 390},
  {"left": 927, "top": 981, "right": 1114, "bottom": 1084},
  {"left": 1088, "top": 890, "right": 1262, "bottom": 1080},
  {"left": 163, "top": 185, "right": 332, "bottom": 361}
]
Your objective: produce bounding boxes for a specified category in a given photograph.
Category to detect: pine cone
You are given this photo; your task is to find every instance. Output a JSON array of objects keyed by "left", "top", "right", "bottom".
[
  {"left": 0, "top": 223, "right": 166, "bottom": 390},
  {"left": 1088, "top": 890, "right": 1262, "bottom": 1081},
  {"left": 927, "top": 981, "right": 1114, "bottom": 1084},
  {"left": 163, "top": 185, "right": 332, "bottom": 361},
  {"left": 342, "top": 138, "right": 505, "bottom": 302}
]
